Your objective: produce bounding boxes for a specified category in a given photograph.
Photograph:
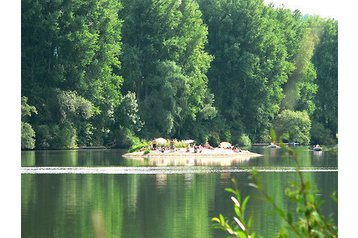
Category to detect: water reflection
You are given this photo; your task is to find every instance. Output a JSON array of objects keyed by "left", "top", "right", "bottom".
[
  {"left": 22, "top": 147, "right": 338, "bottom": 238},
  {"left": 91, "top": 210, "right": 106, "bottom": 238},
  {"left": 126, "top": 156, "right": 256, "bottom": 166},
  {"left": 22, "top": 147, "right": 338, "bottom": 168},
  {"left": 313, "top": 150, "right": 323, "bottom": 158},
  {"left": 22, "top": 171, "right": 337, "bottom": 238}
]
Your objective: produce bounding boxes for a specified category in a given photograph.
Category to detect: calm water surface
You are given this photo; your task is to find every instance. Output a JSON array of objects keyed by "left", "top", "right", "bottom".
[{"left": 21, "top": 147, "right": 338, "bottom": 238}]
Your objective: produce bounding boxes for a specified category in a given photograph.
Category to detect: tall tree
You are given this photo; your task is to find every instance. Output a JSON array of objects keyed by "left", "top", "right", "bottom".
[
  {"left": 198, "top": 0, "right": 291, "bottom": 142},
  {"left": 120, "top": 0, "right": 215, "bottom": 139},
  {"left": 311, "top": 19, "right": 338, "bottom": 142},
  {"left": 21, "top": 0, "right": 123, "bottom": 148},
  {"left": 281, "top": 17, "right": 322, "bottom": 116}
]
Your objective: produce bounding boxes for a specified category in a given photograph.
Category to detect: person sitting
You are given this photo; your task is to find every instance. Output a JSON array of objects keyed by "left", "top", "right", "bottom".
[
  {"left": 170, "top": 140, "right": 175, "bottom": 152},
  {"left": 204, "top": 142, "right": 213, "bottom": 149}
]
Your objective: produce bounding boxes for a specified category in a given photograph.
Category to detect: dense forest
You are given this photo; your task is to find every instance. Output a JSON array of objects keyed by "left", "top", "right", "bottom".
[{"left": 21, "top": 0, "right": 338, "bottom": 150}]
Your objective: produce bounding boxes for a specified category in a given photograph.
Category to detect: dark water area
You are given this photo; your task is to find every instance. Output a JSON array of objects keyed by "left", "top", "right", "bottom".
[{"left": 21, "top": 147, "right": 338, "bottom": 238}]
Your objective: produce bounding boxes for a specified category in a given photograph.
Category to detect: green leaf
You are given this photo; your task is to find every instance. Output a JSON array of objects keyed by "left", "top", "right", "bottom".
[
  {"left": 242, "top": 196, "right": 250, "bottom": 214},
  {"left": 247, "top": 217, "right": 253, "bottom": 229},
  {"left": 287, "top": 212, "right": 293, "bottom": 225},
  {"left": 212, "top": 217, "right": 220, "bottom": 223},
  {"left": 237, "top": 230, "right": 247, "bottom": 238},
  {"left": 219, "top": 214, "right": 225, "bottom": 224},
  {"left": 234, "top": 205, "right": 242, "bottom": 218},
  {"left": 248, "top": 183, "right": 258, "bottom": 189},
  {"left": 225, "top": 188, "right": 238, "bottom": 195}
]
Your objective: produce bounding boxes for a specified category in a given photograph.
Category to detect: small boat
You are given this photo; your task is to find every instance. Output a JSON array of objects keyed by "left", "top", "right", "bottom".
[
  {"left": 313, "top": 146, "right": 322, "bottom": 151},
  {"left": 312, "top": 144, "right": 322, "bottom": 151},
  {"left": 267, "top": 143, "right": 280, "bottom": 148},
  {"left": 288, "top": 142, "right": 299, "bottom": 146}
]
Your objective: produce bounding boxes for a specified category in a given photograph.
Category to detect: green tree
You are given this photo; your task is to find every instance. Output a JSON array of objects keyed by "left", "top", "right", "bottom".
[
  {"left": 281, "top": 17, "right": 322, "bottom": 116},
  {"left": 120, "top": 0, "right": 215, "bottom": 139},
  {"left": 311, "top": 19, "right": 338, "bottom": 143},
  {"left": 274, "top": 110, "right": 311, "bottom": 144},
  {"left": 198, "top": 0, "right": 292, "bottom": 142},
  {"left": 21, "top": 96, "right": 37, "bottom": 149},
  {"left": 21, "top": 0, "right": 123, "bottom": 148}
]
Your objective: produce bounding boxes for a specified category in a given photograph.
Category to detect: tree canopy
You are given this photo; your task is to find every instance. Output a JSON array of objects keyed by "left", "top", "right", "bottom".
[{"left": 21, "top": 0, "right": 338, "bottom": 149}]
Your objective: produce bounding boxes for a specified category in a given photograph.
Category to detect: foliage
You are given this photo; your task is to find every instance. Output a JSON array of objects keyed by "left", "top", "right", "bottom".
[
  {"left": 21, "top": 0, "right": 337, "bottom": 148},
  {"left": 21, "top": 96, "right": 37, "bottom": 149},
  {"left": 213, "top": 132, "right": 338, "bottom": 237},
  {"left": 21, "top": 96, "right": 37, "bottom": 119},
  {"left": 21, "top": 122, "right": 36, "bottom": 150},
  {"left": 274, "top": 110, "right": 311, "bottom": 144},
  {"left": 198, "top": 0, "right": 293, "bottom": 142},
  {"left": 120, "top": 0, "right": 215, "bottom": 139},
  {"left": 21, "top": 0, "right": 123, "bottom": 149},
  {"left": 35, "top": 125, "right": 52, "bottom": 149},
  {"left": 173, "top": 140, "right": 190, "bottom": 148},
  {"left": 281, "top": 17, "right": 320, "bottom": 115},
  {"left": 253, "top": 138, "right": 337, "bottom": 237},
  {"left": 208, "top": 132, "right": 220, "bottom": 148},
  {"left": 116, "top": 91, "right": 143, "bottom": 133},
  {"left": 310, "top": 121, "right": 336, "bottom": 145},
  {"left": 311, "top": 19, "right": 338, "bottom": 140},
  {"left": 57, "top": 90, "right": 98, "bottom": 122},
  {"left": 50, "top": 122, "right": 78, "bottom": 149},
  {"left": 237, "top": 134, "right": 252, "bottom": 147},
  {"left": 116, "top": 128, "right": 143, "bottom": 149},
  {"left": 212, "top": 179, "right": 256, "bottom": 238}
]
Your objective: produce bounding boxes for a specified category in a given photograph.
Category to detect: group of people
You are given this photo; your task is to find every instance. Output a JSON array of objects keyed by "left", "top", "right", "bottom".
[
  {"left": 151, "top": 141, "right": 176, "bottom": 153},
  {"left": 149, "top": 138, "right": 243, "bottom": 154},
  {"left": 187, "top": 143, "right": 242, "bottom": 153}
]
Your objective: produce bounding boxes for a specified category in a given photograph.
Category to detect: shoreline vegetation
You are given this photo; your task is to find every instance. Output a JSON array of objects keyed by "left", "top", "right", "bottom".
[{"left": 21, "top": 0, "right": 337, "bottom": 151}]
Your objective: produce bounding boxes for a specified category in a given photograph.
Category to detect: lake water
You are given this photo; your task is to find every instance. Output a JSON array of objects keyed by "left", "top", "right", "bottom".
[{"left": 21, "top": 146, "right": 338, "bottom": 237}]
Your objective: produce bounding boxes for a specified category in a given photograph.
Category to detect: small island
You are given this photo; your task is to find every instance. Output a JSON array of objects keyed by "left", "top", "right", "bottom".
[{"left": 122, "top": 138, "right": 262, "bottom": 166}]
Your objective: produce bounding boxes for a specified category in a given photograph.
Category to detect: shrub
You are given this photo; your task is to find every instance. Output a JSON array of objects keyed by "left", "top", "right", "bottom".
[
  {"left": 35, "top": 125, "right": 52, "bottom": 149},
  {"left": 128, "top": 137, "right": 150, "bottom": 152},
  {"left": 213, "top": 133, "right": 338, "bottom": 237},
  {"left": 310, "top": 121, "right": 336, "bottom": 145},
  {"left": 51, "top": 122, "right": 78, "bottom": 149},
  {"left": 274, "top": 110, "right": 311, "bottom": 144},
  {"left": 238, "top": 134, "right": 252, "bottom": 147},
  {"left": 174, "top": 140, "right": 189, "bottom": 148},
  {"left": 21, "top": 96, "right": 37, "bottom": 150},
  {"left": 21, "top": 122, "right": 36, "bottom": 150},
  {"left": 208, "top": 133, "right": 220, "bottom": 147}
]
